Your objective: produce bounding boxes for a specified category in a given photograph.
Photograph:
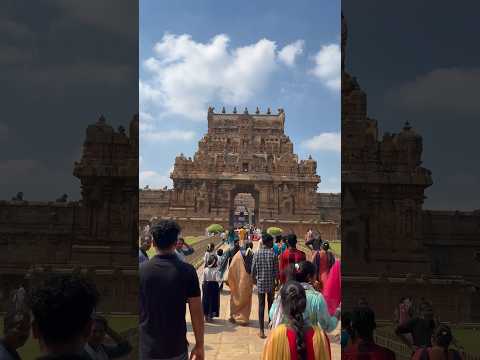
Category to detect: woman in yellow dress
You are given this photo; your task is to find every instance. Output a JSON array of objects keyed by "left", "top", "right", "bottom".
[{"left": 262, "top": 280, "right": 331, "bottom": 360}]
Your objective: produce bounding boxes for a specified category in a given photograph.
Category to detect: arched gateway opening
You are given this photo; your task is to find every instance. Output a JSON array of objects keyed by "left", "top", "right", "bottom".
[{"left": 229, "top": 185, "right": 259, "bottom": 227}]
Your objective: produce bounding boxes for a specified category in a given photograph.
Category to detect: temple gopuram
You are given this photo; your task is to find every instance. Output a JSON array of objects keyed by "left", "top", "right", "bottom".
[
  {"left": 341, "top": 13, "right": 480, "bottom": 322},
  {"left": 0, "top": 115, "right": 139, "bottom": 313},
  {"left": 140, "top": 107, "right": 340, "bottom": 240}
]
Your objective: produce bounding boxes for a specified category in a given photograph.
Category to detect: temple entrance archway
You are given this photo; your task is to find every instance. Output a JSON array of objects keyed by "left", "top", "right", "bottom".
[{"left": 229, "top": 184, "right": 259, "bottom": 227}]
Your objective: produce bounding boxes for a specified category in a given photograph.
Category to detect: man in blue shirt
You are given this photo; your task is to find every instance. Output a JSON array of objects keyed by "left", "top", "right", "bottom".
[{"left": 174, "top": 237, "right": 195, "bottom": 262}]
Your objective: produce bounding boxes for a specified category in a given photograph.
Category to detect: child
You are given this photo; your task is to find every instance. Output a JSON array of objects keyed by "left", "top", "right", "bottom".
[
  {"left": 202, "top": 254, "right": 222, "bottom": 322},
  {"left": 203, "top": 242, "right": 215, "bottom": 267}
]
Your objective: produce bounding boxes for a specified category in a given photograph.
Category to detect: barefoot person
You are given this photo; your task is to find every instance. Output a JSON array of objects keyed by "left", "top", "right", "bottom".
[
  {"left": 227, "top": 242, "right": 254, "bottom": 325},
  {"left": 202, "top": 255, "right": 222, "bottom": 323},
  {"left": 252, "top": 233, "right": 278, "bottom": 338}
]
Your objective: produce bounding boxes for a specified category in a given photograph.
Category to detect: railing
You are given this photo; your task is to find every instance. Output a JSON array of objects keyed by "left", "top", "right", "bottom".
[
  {"left": 374, "top": 330, "right": 480, "bottom": 360},
  {"left": 188, "top": 235, "right": 225, "bottom": 269}
]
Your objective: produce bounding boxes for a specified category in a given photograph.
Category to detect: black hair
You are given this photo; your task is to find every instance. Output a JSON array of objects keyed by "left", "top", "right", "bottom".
[
  {"left": 281, "top": 281, "right": 307, "bottom": 360},
  {"left": 217, "top": 248, "right": 224, "bottom": 256},
  {"left": 432, "top": 324, "right": 453, "bottom": 358},
  {"left": 321, "top": 241, "right": 330, "bottom": 251},
  {"left": 262, "top": 233, "right": 274, "bottom": 246},
  {"left": 295, "top": 261, "right": 316, "bottom": 283},
  {"left": 284, "top": 264, "right": 297, "bottom": 283},
  {"left": 92, "top": 316, "right": 107, "bottom": 329},
  {"left": 28, "top": 273, "right": 99, "bottom": 347},
  {"left": 206, "top": 254, "right": 218, "bottom": 267},
  {"left": 286, "top": 233, "right": 297, "bottom": 248},
  {"left": 245, "top": 242, "right": 254, "bottom": 249},
  {"left": 275, "top": 235, "right": 282, "bottom": 243},
  {"left": 207, "top": 243, "right": 215, "bottom": 252},
  {"left": 150, "top": 220, "right": 181, "bottom": 250},
  {"left": 351, "top": 306, "right": 376, "bottom": 341}
]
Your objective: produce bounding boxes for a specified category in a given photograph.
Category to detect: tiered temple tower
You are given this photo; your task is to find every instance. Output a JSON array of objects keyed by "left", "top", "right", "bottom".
[{"left": 141, "top": 107, "right": 339, "bottom": 240}]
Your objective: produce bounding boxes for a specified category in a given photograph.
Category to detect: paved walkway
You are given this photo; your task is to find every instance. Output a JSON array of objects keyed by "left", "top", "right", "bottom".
[{"left": 186, "top": 243, "right": 341, "bottom": 359}]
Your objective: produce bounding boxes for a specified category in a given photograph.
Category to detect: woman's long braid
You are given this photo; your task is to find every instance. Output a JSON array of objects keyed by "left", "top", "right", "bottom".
[{"left": 281, "top": 281, "right": 308, "bottom": 360}]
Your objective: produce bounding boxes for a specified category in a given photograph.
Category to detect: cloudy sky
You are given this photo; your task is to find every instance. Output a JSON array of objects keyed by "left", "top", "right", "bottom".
[
  {"left": 0, "top": 0, "right": 138, "bottom": 201},
  {"left": 140, "top": 0, "right": 341, "bottom": 193},
  {"left": 344, "top": 1, "right": 480, "bottom": 210}
]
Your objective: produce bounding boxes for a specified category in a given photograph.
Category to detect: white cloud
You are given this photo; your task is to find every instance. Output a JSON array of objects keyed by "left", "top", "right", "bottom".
[
  {"left": 278, "top": 40, "right": 304, "bottom": 67},
  {"left": 387, "top": 67, "right": 480, "bottom": 115},
  {"left": 140, "top": 33, "right": 279, "bottom": 120},
  {"left": 302, "top": 132, "right": 341, "bottom": 152},
  {"left": 142, "top": 130, "right": 196, "bottom": 142},
  {"left": 311, "top": 44, "right": 340, "bottom": 91},
  {"left": 320, "top": 176, "right": 341, "bottom": 193},
  {"left": 139, "top": 170, "right": 171, "bottom": 189}
]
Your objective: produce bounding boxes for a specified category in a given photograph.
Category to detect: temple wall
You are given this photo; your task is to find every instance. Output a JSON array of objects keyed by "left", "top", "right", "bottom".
[
  {"left": 422, "top": 210, "right": 480, "bottom": 281},
  {"left": 0, "top": 201, "right": 79, "bottom": 265},
  {"left": 343, "top": 275, "right": 479, "bottom": 323},
  {"left": 0, "top": 116, "right": 139, "bottom": 314}
]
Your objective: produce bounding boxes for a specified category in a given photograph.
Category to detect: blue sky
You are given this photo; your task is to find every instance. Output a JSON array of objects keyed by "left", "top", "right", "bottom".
[{"left": 140, "top": 0, "right": 340, "bottom": 193}]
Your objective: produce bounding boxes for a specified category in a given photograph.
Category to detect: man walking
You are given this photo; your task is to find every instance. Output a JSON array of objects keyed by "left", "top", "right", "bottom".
[
  {"left": 251, "top": 233, "right": 278, "bottom": 339},
  {"left": 140, "top": 220, "right": 204, "bottom": 360},
  {"left": 278, "top": 233, "right": 306, "bottom": 284}
]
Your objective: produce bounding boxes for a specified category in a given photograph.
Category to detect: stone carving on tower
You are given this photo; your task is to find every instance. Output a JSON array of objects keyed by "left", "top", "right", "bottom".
[{"left": 168, "top": 107, "right": 321, "bottom": 223}]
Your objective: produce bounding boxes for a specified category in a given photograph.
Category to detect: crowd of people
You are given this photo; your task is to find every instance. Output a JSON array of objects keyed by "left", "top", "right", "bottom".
[
  {"left": 0, "top": 274, "right": 132, "bottom": 360},
  {"left": 340, "top": 297, "right": 465, "bottom": 360},
  {"left": 0, "top": 222, "right": 466, "bottom": 360},
  {"left": 139, "top": 221, "right": 341, "bottom": 360}
]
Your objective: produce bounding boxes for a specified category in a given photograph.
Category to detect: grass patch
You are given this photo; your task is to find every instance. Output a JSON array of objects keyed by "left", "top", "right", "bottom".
[
  {"left": 1, "top": 315, "right": 138, "bottom": 359},
  {"left": 330, "top": 241, "right": 341, "bottom": 257}
]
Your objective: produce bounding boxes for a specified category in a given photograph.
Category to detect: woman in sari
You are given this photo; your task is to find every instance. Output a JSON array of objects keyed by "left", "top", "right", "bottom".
[
  {"left": 270, "top": 261, "right": 339, "bottom": 333},
  {"left": 227, "top": 243, "right": 254, "bottom": 325},
  {"left": 322, "top": 259, "right": 341, "bottom": 316},
  {"left": 262, "top": 280, "right": 331, "bottom": 360},
  {"left": 312, "top": 241, "right": 335, "bottom": 290}
]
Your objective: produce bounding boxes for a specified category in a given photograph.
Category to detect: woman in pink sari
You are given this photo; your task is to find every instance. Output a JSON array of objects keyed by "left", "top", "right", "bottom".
[{"left": 322, "top": 259, "right": 341, "bottom": 315}]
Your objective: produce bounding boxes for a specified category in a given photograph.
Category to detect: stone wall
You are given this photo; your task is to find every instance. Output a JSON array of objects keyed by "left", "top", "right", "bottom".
[
  {"left": 343, "top": 275, "right": 479, "bottom": 323},
  {"left": 423, "top": 210, "right": 480, "bottom": 281},
  {"left": 0, "top": 115, "right": 139, "bottom": 314}
]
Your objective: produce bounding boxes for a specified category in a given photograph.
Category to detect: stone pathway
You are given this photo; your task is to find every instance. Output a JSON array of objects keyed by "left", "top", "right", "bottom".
[{"left": 185, "top": 243, "right": 341, "bottom": 359}]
